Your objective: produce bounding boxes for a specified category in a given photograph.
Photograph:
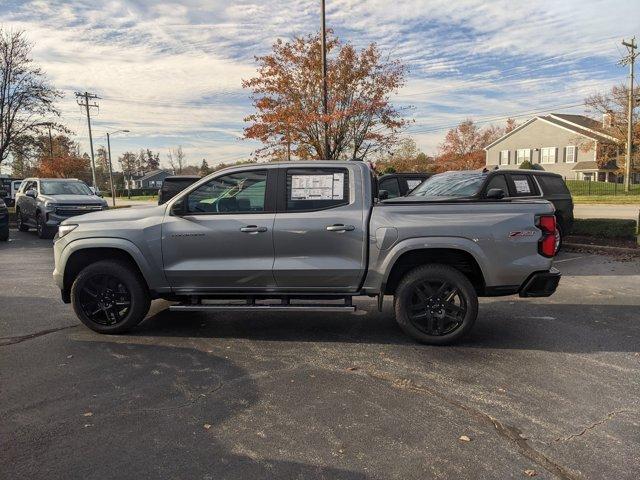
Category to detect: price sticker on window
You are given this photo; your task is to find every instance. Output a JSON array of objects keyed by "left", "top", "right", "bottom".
[
  {"left": 514, "top": 179, "right": 531, "bottom": 194},
  {"left": 291, "top": 173, "right": 344, "bottom": 200}
]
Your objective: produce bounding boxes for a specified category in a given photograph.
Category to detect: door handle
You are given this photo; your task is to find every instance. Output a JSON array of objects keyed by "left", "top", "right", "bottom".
[
  {"left": 240, "top": 225, "right": 268, "bottom": 233},
  {"left": 326, "top": 224, "right": 355, "bottom": 232}
]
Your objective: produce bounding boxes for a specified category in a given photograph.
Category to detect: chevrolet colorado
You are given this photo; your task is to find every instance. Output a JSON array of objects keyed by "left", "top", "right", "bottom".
[{"left": 53, "top": 161, "right": 560, "bottom": 344}]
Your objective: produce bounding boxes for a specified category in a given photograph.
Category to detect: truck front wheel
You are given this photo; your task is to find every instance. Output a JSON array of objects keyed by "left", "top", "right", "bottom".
[
  {"left": 71, "top": 260, "right": 150, "bottom": 334},
  {"left": 394, "top": 264, "right": 478, "bottom": 345}
]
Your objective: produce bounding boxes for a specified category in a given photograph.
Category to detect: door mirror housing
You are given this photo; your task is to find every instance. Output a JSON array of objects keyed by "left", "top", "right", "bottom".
[
  {"left": 170, "top": 197, "right": 186, "bottom": 216},
  {"left": 378, "top": 190, "right": 389, "bottom": 201},
  {"left": 26, "top": 189, "right": 37, "bottom": 199},
  {"left": 485, "top": 188, "right": 505, "bottom": 199}
]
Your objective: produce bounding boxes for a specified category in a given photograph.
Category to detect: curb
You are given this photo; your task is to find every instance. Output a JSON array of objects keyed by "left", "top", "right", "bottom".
[{"left": 564, "top": 242, "right": 640, "bottom": 256}]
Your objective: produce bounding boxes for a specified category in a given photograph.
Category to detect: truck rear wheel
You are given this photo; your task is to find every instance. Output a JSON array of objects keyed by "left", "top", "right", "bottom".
[
  {"left": 394, "top": 264, "right": 478, "bottom": 345},
  {"left": 71, "top": 260, "right": 150, "bottom": 334}
]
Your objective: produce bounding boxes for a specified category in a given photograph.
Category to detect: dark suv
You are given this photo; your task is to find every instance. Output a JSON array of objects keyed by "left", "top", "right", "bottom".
[
  {"left": 158, "top": 175, "right": 201, "bottom": 205},
  {"left": 408, "top": 169, "right": 574, "bottom": 247},
  {"left": 0, "top": 197, "right": 8, "bottom": 241},
  {"left": 378, "top": 173, "right": 433, "bottom": 199},
  {"left": 15, "top": 178, "right": 107, "bottom": 239}
]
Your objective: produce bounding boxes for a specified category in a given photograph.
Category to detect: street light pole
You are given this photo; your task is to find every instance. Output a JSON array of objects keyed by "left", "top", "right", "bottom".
[
  {"left": 321, "top": 0, "right": 329, "bottom": 159},
  {"left": 105, "top": 129, "right": 130, "bottom": 207}
]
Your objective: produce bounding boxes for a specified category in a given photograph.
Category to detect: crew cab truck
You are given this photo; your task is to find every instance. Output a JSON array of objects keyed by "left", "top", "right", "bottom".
[{"left": 53, "top": 161, "right": 560, "bottom": 345}]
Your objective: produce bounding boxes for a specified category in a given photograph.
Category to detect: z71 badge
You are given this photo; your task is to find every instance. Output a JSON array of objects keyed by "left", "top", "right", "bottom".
[{"left": 509, "top": 230, "right": 536, "bottom": 238}]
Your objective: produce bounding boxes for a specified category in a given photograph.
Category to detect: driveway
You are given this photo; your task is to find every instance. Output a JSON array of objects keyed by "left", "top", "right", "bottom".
[
  {"left": 574, "top": 203, "right": 640, "bottom": 220},
  {"left": 1, "top": 230, "right": 639, "bottom": 479}
]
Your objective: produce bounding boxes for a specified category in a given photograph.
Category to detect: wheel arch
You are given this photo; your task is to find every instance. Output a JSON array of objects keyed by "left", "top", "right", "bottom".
[
  {"left": 59, "top": 238, "right": 168, "bottom": 302},
  {"left": 382, "top": 244, "right": 487, "bottom": 296}
]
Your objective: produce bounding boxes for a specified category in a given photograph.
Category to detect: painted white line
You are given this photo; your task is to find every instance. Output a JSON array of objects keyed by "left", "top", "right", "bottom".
[{"left": 554, "top": 256, "right": 585, "bottom": 264}]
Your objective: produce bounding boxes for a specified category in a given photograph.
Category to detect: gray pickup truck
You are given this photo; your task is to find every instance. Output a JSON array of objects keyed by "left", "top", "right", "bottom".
[{"left": 53, "top": 161, "right": 560, "bottom": 344}]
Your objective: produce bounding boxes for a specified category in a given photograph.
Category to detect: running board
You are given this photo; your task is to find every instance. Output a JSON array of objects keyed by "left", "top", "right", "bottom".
[{"left": 169, "top": 304, "right": 356, "bottom": 313}]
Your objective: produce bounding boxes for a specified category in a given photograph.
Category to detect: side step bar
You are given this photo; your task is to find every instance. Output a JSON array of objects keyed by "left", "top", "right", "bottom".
[{"left": 169, "top": 304, "right": 356, "bottom": 313}]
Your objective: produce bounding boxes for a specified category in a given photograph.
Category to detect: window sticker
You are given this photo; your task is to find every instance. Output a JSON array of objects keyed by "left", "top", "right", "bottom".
[
  {"left": 406, "top": 179, "right": 422, "bottom": 190},
  {"left": 291, "top": 173, "right": 345, "bottom": 200},
  {"left": 513, "top": 179, "right": 531, "bottom": 194}
]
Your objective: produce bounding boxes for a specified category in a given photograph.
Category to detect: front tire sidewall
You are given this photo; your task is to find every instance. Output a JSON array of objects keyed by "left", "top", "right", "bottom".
[
  {"left": 16, "top": 208, "right": 29, "bottom": 231},
  {"left": 71, "top": 261, "right": 150, "bottom": 334},
  {"left": 394, "top": 265, "right": 479, "bottom": 345}
]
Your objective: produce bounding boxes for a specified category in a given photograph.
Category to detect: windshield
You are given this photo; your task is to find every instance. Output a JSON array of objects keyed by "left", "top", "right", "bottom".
[
  {"left": 40, "top": 181, "right": 92, "bottom": 196},
  {"left": 409, "top": 172, "right": 486, "bottom": 198}
]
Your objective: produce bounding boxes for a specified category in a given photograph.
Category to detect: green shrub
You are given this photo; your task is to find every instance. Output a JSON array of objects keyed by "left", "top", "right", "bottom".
[{"left": 571, "top": 218, "right": 637, "bottom": 239}]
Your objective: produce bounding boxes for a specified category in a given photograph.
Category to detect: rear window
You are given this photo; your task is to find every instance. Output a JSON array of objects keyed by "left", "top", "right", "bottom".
[
  {"left": 286, "top": 168, "right": 349, "bottom": 212},
  {"left": 409, "top": 172, "right": 485, "bottom": 198},
  {"left": 536, "top": 175, "right": 570, "bottom": 195}
]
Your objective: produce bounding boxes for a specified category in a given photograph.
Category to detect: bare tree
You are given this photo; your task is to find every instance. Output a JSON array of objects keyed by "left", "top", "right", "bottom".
[
  {"left": 0, "top": 29, "right": 64, "bottom": 165},
  {"left": 166, "top": 146, "right": 185, "bottom": 174}
]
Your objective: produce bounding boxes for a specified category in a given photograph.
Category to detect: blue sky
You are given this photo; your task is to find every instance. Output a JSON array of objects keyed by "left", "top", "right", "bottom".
[{"left": 0, "top": 0, "right": 638, "bottom": 172}]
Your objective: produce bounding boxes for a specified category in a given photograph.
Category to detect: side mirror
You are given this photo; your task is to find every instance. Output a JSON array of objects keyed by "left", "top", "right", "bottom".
[
  {"left": 486, "top": 188, "right": 505, "bottom": 199},
  {"left": 170, "top": 197, "right": 186, "bottom": 216},
  {"left": 378, "top": 190, "right": 389, "bottom": 201},
  {"left": 26, "top": 189, "right": 37, "bottom": 199}
]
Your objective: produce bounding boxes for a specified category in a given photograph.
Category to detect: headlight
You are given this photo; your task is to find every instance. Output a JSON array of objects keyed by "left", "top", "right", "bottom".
[
  {"left": 57, "top": 224, "right": 78, "bottom": 239},
  {"left": 44, "top": 202, "right": 59, "bottom": 209}
]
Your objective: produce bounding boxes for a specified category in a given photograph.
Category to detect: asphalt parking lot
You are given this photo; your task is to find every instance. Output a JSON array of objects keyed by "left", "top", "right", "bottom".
[{"left": 1, "top": 230, "right": 639, "bottom": 480}]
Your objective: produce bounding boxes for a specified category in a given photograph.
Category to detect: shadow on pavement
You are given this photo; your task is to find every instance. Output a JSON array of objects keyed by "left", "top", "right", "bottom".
[
  {"left": 1, "top": 340, "right": 372, "bottom": 480},
  {"left": 128, "top": 299, "right": 640, "bottom": 354}
]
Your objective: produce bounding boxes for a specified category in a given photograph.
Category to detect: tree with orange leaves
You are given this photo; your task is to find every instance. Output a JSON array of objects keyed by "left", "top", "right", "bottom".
[
  {"left": 35, "top": 134, "right": 90, "bottom": 181},
  {"left": 243, "top": 31, "right": 410, "bottom": 161}
]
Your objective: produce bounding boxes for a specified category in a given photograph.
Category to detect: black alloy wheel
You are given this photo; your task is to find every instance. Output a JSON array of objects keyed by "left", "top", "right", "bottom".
[
  {"left": 394, "top": 264, "right": 478, "bottom": 345},
  {"left": 407, "top": 280, "right": 467, "bottom": 336},
  {"left": 77, "top": 273, "right": 132, "bottom": 326}
]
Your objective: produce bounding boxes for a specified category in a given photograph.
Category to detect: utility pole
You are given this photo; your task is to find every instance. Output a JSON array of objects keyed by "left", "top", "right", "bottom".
[
  {"left": 75, "top": 91, "right": 100, "bottom": 188},
  {"left": 620, "top": 37, "right": 638, "bottom": 192},
  {"left": 320, "top": 0, "right": 330, "bottom": 159},
  {"left": 46, "top": 123, "right": 53, "bottom": 158},
  {"left": 106, "top": 133, "right": 116, "bottom": 207}
]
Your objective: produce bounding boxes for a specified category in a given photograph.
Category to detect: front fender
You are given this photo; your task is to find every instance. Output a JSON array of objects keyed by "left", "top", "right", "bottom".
[
  {"left": 53, "top": 237, "right": 171, "bottom": 293},
  {"left": 362, "top": 236, "right": 491, "bottom": 292}
]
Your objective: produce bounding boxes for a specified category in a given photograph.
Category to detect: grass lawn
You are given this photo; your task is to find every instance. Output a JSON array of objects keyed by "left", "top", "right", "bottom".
[{"left": 572, "top": 195, "right": 640, "bottom": 205}]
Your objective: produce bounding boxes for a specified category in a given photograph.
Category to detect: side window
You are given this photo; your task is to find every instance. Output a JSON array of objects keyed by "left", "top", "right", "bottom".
[
  {"left": 186, "top": 170, "right": 267, "bottom": 214},
  {"left": 508, "top": 174, "right": 538, "bottom": 197},
  {"left": 379, "top": 178, "right": 401, "bottom": 198},
  {"left": 536, "top": 175, "right": 570, "bottom": 195},
  {"left": 484, "top": 175, "right": 509, "bottom": 197},
  {"left": 286, "top": 168, "right": 349, "bottom": 212}
]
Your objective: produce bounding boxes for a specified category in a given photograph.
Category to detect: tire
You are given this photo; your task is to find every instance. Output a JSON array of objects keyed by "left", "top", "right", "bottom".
[
  {"left": 0, "top": 225, "right": 8, "bottom": 241},
  {"left": 71, "top": 260, "right": 150, "bottom": 334},
  {"left": 555, "top": 223, "right": 563, "bottom": 253},
  {"left": 16, "top": 208, "right": 29, "bottom": 231},
  {"left": 394, "top": 264, "right": 478, "bottom": 345},
  {"left": 36, "top": 212, "right": 55, "bottom": 239}
]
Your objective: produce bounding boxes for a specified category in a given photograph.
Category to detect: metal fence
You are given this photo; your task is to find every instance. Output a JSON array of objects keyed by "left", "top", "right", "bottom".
[{"left": 565, "top": 179, "right": 640, "bottom": 196}]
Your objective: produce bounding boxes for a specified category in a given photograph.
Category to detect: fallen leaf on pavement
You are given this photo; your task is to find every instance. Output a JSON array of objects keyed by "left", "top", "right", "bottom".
[
  {"left": 346, "top": 366, "right": 358, "bottom": 371},
  {"left": 203, "top": 424, "right": 211, "bottom": 430},
  {"left": 524, "top": 469, "right": 537, "bottom": 477},
  {"left": 83, "top": 412, "right": 93, "bottom": 417},
  {"left": 458, "top": 435, "right": 471, "bottom": 442}
]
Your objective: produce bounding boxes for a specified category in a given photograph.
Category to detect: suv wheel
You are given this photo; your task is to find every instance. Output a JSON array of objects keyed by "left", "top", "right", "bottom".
[
  {"left": 394, "top": 264, "right": 478, "bottom": 345},
  {"left": 36, "top": 212, "right": 55, "bottom": 239},
  {"left": 16, "top": 208, "right": 29, "bottom": 231},
  {"left": 71, "top": 260, "right": 150, "bottom": 334}
]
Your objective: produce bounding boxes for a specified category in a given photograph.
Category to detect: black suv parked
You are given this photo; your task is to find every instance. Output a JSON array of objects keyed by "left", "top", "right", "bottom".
[
  {"left": 158, "top": 175, "right": 201, "bottom": 205},
  {"left": 378, "top": 173, "right": 433, "bottom": 199},
  {"left": 408, "top": 169, "right": 574, "bottom": 248},
  {"left": 15, "top": 178, "right": 107, "bottom": 239}
]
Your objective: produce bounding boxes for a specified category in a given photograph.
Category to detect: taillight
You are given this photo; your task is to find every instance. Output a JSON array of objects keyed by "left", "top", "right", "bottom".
[{"left": 537, "top": 214, "right": 557, "bottom": 257}]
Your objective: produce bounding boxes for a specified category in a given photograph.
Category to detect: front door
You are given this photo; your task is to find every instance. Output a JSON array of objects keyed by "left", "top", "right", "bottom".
[
  {"left": 162, "top": 169, "right": 277, "bottom": 292},
  {"left": 272, "top": 166, "right": 367, "bottom": 291}
]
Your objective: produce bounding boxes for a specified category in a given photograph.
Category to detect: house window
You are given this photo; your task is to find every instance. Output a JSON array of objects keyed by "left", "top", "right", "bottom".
[
  {"left": 565, "top": 146, "right": 576, "bottom": 163},
  {"left": 499, "top": 150, "right": 510, "bottom": 165},
  {"left": 540, "top": 147, "right": 557, "bottom": 164},
  {"left": 516, "top": 149, "right": 531, "bottom": 164}
]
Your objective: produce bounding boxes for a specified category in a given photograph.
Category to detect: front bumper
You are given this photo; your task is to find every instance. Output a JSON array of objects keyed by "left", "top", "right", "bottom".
[{"left": 518, "top": 268, "right": 561, "bottom": 297}]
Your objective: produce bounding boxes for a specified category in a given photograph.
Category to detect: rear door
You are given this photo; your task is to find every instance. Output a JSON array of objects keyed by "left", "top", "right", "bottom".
[
  {"left": 272, "top": 166, "right": 367, "bottom": 291},
  {"left": 161, "top": 168, "right": 277, "bottom": 292}
]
